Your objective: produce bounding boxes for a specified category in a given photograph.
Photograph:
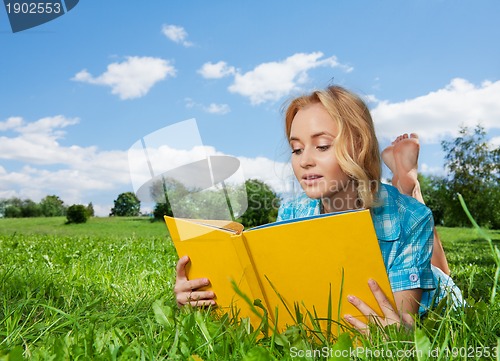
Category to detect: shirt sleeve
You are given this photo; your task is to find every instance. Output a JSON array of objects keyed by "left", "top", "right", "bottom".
[{"left": 387, "top": 205, "right": 436, "bottom": 293}]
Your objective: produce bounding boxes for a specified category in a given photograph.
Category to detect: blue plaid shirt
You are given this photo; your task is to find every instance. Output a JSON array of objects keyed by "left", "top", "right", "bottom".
[{"left": 277, "top": 183, "right": 462, "bottom": 314}]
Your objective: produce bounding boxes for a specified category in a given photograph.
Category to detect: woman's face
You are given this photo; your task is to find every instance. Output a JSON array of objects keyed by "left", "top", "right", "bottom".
[{"left": 289, "top": 103, "right": 357, "bottom": 212}]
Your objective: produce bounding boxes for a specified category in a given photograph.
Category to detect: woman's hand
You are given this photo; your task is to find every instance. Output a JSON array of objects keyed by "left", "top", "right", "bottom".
[
  {"left": 174, "top": 255, "right": 216, "bottom": 307},
  {"left": 343, "top": 279, "right": 416, "bottom": 335}
]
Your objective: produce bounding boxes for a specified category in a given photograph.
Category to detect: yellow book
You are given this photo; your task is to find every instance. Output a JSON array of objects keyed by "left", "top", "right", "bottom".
[{"left": 164, "top": 209, "right": 395, "bottom": 333}]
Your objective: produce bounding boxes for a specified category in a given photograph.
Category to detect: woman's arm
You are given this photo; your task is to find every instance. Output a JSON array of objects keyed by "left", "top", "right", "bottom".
[{"left": 174, "top": 255, "right": 216, "bottom": 307}]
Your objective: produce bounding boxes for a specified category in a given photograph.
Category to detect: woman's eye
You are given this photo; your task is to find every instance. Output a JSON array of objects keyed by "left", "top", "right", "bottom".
[
  {"left": 317, "top": 145, "right": 331, "bottom": 151},
  {"left": 292, "top": 148, "right": 303, "bottom": 155}
]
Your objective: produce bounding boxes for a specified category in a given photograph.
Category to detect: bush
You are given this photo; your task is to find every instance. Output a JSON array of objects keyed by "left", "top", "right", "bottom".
[{"left": 66, "top": 204, "right": 89, "bottom": 224}]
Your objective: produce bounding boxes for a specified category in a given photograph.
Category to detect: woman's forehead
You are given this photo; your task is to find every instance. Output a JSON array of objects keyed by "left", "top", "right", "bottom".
[{"left": 290, "top": 104, "right": 338, "bottom": 139}]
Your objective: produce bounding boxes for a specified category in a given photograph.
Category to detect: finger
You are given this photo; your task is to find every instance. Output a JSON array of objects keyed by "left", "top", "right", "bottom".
[
  {"left": 347, "top": 294, "right": 378, "bottom": 321},
  {"left": 188, "top": 277, "right": 210, "bottom": 291},
  {"left": 187, "top": 299, "right": 217, "bottom": 307},
  {"left": 183, "top": 290, "right": 216, "bottom": 308},
  {"left": 176, "top": 255, "right": 190, "bottom": 280},
  {"left": 344, "top": 314, "right": 369, "bottom": 336},
  {"left": 189, "top": 290, "right": 215, "bottom": 301},
  {"left": 367, "top": 279, "right": 399, "bottom": 319}
]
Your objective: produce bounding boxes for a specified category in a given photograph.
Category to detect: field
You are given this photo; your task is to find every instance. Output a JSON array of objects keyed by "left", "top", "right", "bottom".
[{"left": 0, "top": 216, "right": 499, "bottom": 360}]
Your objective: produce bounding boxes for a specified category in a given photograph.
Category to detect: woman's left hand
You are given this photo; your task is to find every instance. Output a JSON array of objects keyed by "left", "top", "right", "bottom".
[{"left": 343, "top": 279, "right": 415, "bottom": 335}]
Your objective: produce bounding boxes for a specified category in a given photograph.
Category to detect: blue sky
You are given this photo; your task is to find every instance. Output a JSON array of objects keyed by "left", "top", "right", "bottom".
[{"left": 1, "top": 1, "right": 499, "bottom": 216}]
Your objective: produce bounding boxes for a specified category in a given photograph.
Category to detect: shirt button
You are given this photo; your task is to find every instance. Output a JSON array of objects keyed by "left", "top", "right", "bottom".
[{"left": 409, "top": 274, "right": 419, "bottom": 282}]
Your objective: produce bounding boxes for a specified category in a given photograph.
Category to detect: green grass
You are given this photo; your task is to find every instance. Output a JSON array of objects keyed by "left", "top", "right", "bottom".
[
  {"left": 0, "top": 217, "right": 499, "bottom": 360},
  {"left": 437, "top": 226, "right": 500, "bottom": 302},
  {"left": 0, "top": 216, "right": 168, "bottom": 239}
]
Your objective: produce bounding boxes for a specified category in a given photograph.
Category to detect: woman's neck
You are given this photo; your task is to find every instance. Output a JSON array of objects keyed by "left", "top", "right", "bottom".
[{"left": 320, "top": 187, "right": 359, "bottom": 213}]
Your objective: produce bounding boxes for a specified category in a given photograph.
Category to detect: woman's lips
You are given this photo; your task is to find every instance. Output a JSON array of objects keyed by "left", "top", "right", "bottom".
[{"left": 302, "top": 174, "right": 323, "bottom": 186}]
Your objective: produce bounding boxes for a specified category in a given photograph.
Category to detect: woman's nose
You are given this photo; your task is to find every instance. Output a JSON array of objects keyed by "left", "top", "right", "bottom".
[{"left": 299, "top": 148, "right": 315, "bottom": 168}]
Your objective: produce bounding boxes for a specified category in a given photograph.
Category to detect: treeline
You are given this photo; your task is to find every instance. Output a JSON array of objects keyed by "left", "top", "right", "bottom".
[
  {"left": 0, "top": 195, "right": 94, "bottom": 219},
  {"left": 420, "top": 125, "right": 500, "bottom": 228}
]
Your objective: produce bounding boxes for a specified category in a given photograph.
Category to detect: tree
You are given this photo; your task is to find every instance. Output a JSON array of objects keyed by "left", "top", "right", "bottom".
[
  {"left": 152, "top": 178, "right": 184, "bottom": 220},
  {"left": 86, "top": 202, "right": 95, "bottom": 217},
  {"left": 21, "top": 199, "right": 42, "bottom": 217},
  {"left": 441, "top": 124, "right": 500, "bottom": 227},
  {"left": 40, "top": 195, "right": 66, "bottom": 217},
  {"left": 110, "top": 192, "right": 141, "bottom": 216},
  {"left": 66, "top": 204, "right": 89, "bottom": 224},
  {"left": 419, "top": 174, "right": 448, "bottom": 226},
  {"left": 2, "top": 197, "right": 22, "bottom": 218},
  {"left": 238, "top": 179, "right": 280, "bottom": 228}
]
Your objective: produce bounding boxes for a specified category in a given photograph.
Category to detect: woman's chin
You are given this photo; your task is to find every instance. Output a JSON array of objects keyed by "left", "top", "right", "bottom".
[{"left": 303, "top": 189, "right": 323, "bottom": 200}]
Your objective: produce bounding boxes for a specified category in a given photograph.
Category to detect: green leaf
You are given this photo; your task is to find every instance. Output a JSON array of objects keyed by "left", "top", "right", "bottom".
[
  {"left": 328, "top": 332, "right": 353, "bottom": 361},
  {"left": 242, "top": 346, "right": 273, "bottom": 361},
  {"left": 414, "top": 328, "right": 431, "bottom": 361},
  {"left": 152, "top": 299, "right": 174, "bottom": 328}
]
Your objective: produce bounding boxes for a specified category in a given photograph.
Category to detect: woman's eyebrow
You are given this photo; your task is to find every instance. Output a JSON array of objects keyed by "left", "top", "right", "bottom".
[
  {"left": 311, "top": 131, "right": 334, "bottom": 139},
  {"left": 289, "top": 132, "right": 334, "bottom": 142}
]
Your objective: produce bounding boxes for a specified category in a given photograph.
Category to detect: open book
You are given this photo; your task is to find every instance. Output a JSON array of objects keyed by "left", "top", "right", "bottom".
[{"left": 164, "top": 209, "right": 395, "bottom": 333}]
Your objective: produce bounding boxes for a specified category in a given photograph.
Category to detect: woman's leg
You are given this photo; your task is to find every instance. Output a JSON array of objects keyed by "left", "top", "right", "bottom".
[{"left": 382, "top": 133, "right": 451, "bottom": 275}]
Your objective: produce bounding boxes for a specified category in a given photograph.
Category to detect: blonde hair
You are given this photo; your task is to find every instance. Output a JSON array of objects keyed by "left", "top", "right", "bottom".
[{"left": 284, "top": 86, "right": 381, "bottom": 208}]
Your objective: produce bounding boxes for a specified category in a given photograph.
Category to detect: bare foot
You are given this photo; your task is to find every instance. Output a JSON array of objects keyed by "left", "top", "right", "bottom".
[{"left": 383, "top": 133, "right": 420, "bottom": 197}]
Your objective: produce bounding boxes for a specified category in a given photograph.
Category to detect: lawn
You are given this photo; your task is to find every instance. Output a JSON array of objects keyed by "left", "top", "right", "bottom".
[{"left": 0, "top": 216, "right": 499, "bottom": 360}]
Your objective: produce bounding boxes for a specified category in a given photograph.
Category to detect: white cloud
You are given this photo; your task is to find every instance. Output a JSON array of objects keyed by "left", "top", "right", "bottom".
[
  {"left": 0, "top": 115, "right": 80, "bottom": 164},
  {"left": 238, "top": 156, "right": 293, "bottom": 194},
  {"left": 204, "top": 103, "right": 231, "bottom": 115},
  {"left": 161, "top": 24, "right": 193, "bottom": 47},
  {"left": 184, "top": 98, "right": 231, "bottom": 115},
  {"left": 0, "top": 116, "right": 131, "bottom": 215},
  {"left": 228, "top": 52, "right": 353, "bottom": 105},
  {"left": 72, "top": 56, "right": 176, "bottom": 99},
  {"left": 0, "top": 117, "right": 23, "bottom": 131},
  {"left": 371, "top": 78, "right": 500, "bottom": 143},
  {"left": 489, "top": 136, "right": 500, "bottom": 149},
  {"left": 198, "top": 61, "right": 236, "bottom": 79},
  {"left": 363, "top": 94, "right": 379, "bottom": 104},
  {"left": 420, "top": 163, "right": 447, "bottom": 177}
]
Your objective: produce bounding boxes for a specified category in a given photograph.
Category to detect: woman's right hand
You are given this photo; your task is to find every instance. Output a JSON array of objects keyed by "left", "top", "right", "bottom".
[{"left": 174, "top": 255, "right": 216, "bottom": 307}]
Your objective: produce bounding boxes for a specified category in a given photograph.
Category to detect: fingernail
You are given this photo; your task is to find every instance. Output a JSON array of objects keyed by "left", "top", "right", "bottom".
[
  {"left": 347, "top": 295, "right": 355, "bottom": 303},
  {"left": 368, "top": 279, "right": 376, "bottom": 286},
  {"left": 344, "top": 314, "right": 353, "bottom": 322}
]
